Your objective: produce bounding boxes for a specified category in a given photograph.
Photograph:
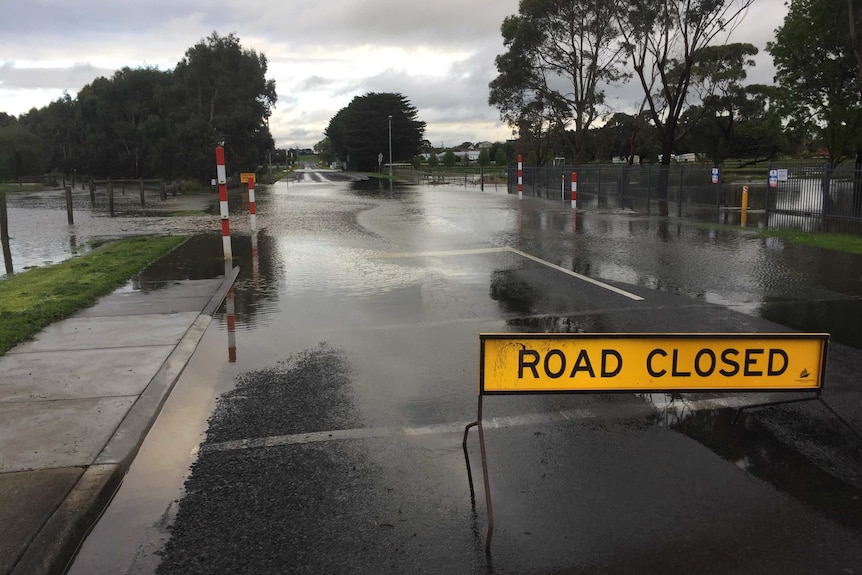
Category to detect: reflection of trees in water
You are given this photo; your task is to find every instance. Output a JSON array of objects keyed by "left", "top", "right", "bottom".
[
  {"left": 643, "top": 394, "right": 862, "bottom": 528},
  {"left": 135, "top": 231, "right": 284, "bottom": 329},
  {"left": 759, "top": 299, "right": 862, "bottom": 349},
  {"left": 490, "top": 267, "right": 611, "bottom": 332},
  {"left": 489, "top": 268, "right": 537, "bottom": 314}
]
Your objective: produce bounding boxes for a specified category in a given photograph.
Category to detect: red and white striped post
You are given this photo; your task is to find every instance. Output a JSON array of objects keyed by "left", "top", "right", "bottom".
[
  {"left": 226, "top": 284, "right": 236, "bottom": 363},
  {"left": 517, "top": 154, "right": 523, "bottom": 200},
  {"left": 251, "top": 231, "right": 260, "bottom": 285},
  {"left": 248, "top": 176, "right": 257, "bottom": 232},
  {"left": 571, "top": 172, "right": 578, "bottom": 210},
  {"left": 216, "top": 146, "right": 232, "bottom": 260}
]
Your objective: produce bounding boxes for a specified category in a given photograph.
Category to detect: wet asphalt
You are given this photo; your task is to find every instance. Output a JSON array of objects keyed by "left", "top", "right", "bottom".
[{"left": 48, "top": 172, "right": 862, "bottom": 574}]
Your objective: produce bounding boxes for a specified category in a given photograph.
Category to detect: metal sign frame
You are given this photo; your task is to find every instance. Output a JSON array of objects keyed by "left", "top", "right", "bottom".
[{"left": 463, "top": 332, "right": 832, "bottom": 554}]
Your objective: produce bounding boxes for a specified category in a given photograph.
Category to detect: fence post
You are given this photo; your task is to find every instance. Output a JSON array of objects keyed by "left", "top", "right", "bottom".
[
  {"left": 108, "top": 180, "right": 115, "bottom": 217},
  {"left": 647, "top": 166, "right": 652, "bottom": 215},
  {"left": 160, "top": 179, "right": 167, "bottom": 201},
  {"left": 139, "top": 179, "right": 145, "bottom": 208},
  {"left": 677, "top": 166, "right": 684, "bottom": 218},
  {"left": 822, "top": 162, "right": 832, "bottom": 231},
  {"left": 1, "top": 191, "right": 11, "bottom": 274},
  {"left": 89, "top": 179, "right": 96, "bottom": 205},
  {"left": 65, "top": 186, "right": 74, "bottom": 225},
  {"left": 0, "top": 191, "right": 8, "bottom": 242}
]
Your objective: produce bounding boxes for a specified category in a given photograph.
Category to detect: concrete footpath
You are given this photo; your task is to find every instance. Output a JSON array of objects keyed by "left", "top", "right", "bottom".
[{"left": 0, "top": 268, "right": 238, "bottom": 575}]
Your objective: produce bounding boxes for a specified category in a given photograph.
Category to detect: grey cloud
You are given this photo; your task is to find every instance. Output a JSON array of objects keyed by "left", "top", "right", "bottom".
[
  {"left": 0, "top": 62, "right": 114, "bottom": 90},
  {"left": 295, "top": 75, "right": 338, "bottom": 91}
]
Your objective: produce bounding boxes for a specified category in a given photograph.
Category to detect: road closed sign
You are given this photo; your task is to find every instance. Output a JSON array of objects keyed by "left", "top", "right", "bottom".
[{"left": 479, "top": 333, "right": 828, "bottom": 394}]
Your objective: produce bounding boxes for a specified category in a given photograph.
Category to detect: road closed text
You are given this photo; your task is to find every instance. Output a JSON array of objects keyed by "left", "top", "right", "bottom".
[{"left": 481, "top": 333, "right": 828, "bottom": 393}]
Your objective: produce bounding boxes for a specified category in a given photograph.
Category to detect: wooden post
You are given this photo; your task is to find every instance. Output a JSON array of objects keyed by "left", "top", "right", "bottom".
[
  {"left": 139, "top": 179, "right": 145, "bottom": 208},
  {"left": 108, "top": 180, "right": 115, "bottom": 217},
  {"left": 89, "top": 179, "right": 96, "bottom": 204},
  {"left": 65, "top": 186, "right": 74, "bottom": 224},
  {"left": 160, "top": 179, "right": 167, "bottom": 201},
  {"left": 1, "top": 192, "right": 10, "bottom": 274},
  {"left": 0, "top": 191, "right": 9, "bottom": 242}
]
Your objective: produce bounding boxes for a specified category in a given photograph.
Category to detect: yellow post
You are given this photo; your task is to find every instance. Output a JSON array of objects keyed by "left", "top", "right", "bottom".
[{"left": 741, "top": 185, "right": 749, "bottom": 227}]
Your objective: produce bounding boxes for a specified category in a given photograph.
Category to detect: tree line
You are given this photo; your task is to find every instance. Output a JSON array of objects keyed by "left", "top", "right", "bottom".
[
  {"left": 488, "top": 0, "right": 861, "bottom": 170},
  {"left": 0, "top": 32, "right": 276, "bottom": 183}
]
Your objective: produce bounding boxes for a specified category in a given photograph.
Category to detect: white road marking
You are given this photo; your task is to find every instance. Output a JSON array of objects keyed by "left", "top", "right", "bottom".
[
  {"left": 506, "top": 247, "right": 644, "bottom": 301},
  {"left": 195, "top": 393, "right": 785, "bottom": 455},
  {"left": 375, "top": 246, "right": 644, "bottom": 301}
]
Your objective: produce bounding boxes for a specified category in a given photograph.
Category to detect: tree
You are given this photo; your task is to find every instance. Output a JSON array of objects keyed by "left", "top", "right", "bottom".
[
  {"left": 412, "top": 155, "right": 423, "bottom": 170},
  {"left": 617, "top": 0, "right": 755, "bottom": 213},
  {"left": 478, "top": 149, "right": 491, "bottom": 166},
  {"left": 489, "top": 0, "right": 625, "bottom": 164},
  {"left": 324, "top": 93, "right": 425, "bottom": 172},
  {"left": 442, "top": 149, "right": 456, "bottom": 167},
  {"left": 428, "top": 153, "right": 439, "bottom": 168},
  {"left": 494, "top": 148, "right": 508, "bottom": 166},
  {"left": 314, "top": 137, "right": 335, "bottom": 164},
  {"left": 172, "top": 32, "right": 277, "bottom": 181},
  {"left": 767, "top": 0, "right": 862, "bottom": 166},
  {"left": 0, "top": 119, "right": 42, "bottom": 179}
]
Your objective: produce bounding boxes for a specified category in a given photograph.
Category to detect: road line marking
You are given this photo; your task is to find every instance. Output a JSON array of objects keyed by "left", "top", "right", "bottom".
[
  {"left": 195, "top": 394, "right": 775, "bottom": 456},
  {"left": 373, "top": 246, "right": 644, "bottom": 301},
  {"left": 505, "top": 247, "right": 645, "bottom": 301},
  {"left": 374, "top": 247, "right": 508, "bottom": 258},
  {"left": 198, "top": 408, "right": 599, "bottom": 454}
]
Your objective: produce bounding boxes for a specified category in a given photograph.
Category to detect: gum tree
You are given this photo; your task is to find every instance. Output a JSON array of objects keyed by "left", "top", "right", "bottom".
[{"left": 617, "top": 0, "right": 755, "bottom": 214}]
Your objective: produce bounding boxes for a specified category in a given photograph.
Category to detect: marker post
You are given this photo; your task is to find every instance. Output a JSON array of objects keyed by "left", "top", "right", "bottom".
[
  {"left": 571, "top": 172, "right": 578, "bottom": 210},
  {"left": 517, "top": 155, "right": 523, "bottom": 200},
  {"left": 216, "top": 146, "right": 232, "bottom": 260},
  {"left": 248, "top": 176, "right": 257, "bottom": 232}
]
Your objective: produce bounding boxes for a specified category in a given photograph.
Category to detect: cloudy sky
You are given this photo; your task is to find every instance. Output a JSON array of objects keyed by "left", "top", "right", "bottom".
[{"left": 0, "top": 0, "right": 787, "bottom": 150}]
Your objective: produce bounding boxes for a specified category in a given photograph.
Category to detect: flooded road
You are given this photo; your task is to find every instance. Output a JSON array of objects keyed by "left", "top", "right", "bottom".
[{"left": 49, "top": 171, "right": 862, "bottom": 573}]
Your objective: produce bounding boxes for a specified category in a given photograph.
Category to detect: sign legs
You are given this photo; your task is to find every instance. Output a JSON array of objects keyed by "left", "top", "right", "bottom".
[{"left": 463, "top": 395, "right": 494, "bottom": 554}]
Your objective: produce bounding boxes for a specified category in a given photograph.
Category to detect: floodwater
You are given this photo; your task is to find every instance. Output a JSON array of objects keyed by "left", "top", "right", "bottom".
[{"left": 20, "top": 174, "right": 862, "bottom": 573}]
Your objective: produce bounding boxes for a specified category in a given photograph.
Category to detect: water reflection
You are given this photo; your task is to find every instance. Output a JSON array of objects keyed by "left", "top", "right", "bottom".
[{"left": 648, "top": 395, "right": 862, "bottom": 530}]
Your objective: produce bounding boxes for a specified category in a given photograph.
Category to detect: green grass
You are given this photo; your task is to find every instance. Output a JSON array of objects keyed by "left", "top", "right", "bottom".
[
  {"left": 756, "top": 228, "right": 862, "bottom": 254},
  {"left": 687, "top": 219, "right": 862, "bottom": 254},
  {"left": 0, "top": 183, "right": 48, "bottom": 193},
  {"left": 0, "top": 235, "right": 186, "bottom": 354}
]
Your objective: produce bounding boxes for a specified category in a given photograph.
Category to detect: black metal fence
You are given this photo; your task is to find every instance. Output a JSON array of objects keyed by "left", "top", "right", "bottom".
[{"left": 509, "top": 163, "right": 862, "bottom": 234}]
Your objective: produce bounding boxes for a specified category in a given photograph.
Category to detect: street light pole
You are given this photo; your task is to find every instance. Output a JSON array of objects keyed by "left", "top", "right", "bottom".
[{"left": 388, "top": 115, "right": 393, "bottom": 178}]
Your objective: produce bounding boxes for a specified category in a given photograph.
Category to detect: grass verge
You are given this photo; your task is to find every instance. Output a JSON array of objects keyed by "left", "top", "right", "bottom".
[
  {"left": 689, "top": 219, "right": 862, "bottom": 254},
  {"left": 0, "top": 235, "right": 186, "bottom": 355}
]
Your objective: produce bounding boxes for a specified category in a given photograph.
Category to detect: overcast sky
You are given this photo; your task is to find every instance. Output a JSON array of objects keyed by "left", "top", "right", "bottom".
[{"left": 0, "top": 0, "right": 787, "bottom": 150}]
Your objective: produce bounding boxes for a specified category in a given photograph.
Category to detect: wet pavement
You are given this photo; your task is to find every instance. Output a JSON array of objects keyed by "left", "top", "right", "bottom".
[{"left": 5, "top": 173, "right": 862, "bottom": 573}]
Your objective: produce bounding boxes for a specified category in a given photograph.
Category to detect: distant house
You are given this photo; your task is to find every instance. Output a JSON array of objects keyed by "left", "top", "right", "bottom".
[
  {"left": 475, "top": 141, "right": 494, "bottom": 149},
  {"left": 675, "top": 153, "right": 698, "bottom": 163}
]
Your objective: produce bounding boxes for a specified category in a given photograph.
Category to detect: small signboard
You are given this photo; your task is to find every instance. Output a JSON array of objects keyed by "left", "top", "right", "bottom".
[
  {"left": 479, "top": 333, "right": 828, "bottom": 394},
  {"left": 777, "top": 168, "right": 789, "bottom": 182},
  {"left": 240, "top": 172, "right": 256, "bottom": 184},
  {"left": 711, "top": 167, "right": 719, "bottom": 184},
  {"left": 769, "top": 169, "right": 778, "bottom": 188}
]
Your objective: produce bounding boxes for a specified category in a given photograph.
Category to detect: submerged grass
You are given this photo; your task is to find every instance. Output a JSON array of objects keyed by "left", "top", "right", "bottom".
[
  {"left": 687, "top": 219, "right": 862, "bottom": 254},
  {"left": 756, "top": 229, "right": 862, "bottom": 254},
  {"left": 0, "top": 235, "right": 186, "bottom": 355}
]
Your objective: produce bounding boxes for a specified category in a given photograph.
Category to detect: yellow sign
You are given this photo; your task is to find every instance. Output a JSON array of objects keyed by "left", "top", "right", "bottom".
[
  {"left": 240, "top": 172, "right": 256, "bottom": 184},
  {"left": 480, "top": 333, "right": 828, "bottom": 394}
]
